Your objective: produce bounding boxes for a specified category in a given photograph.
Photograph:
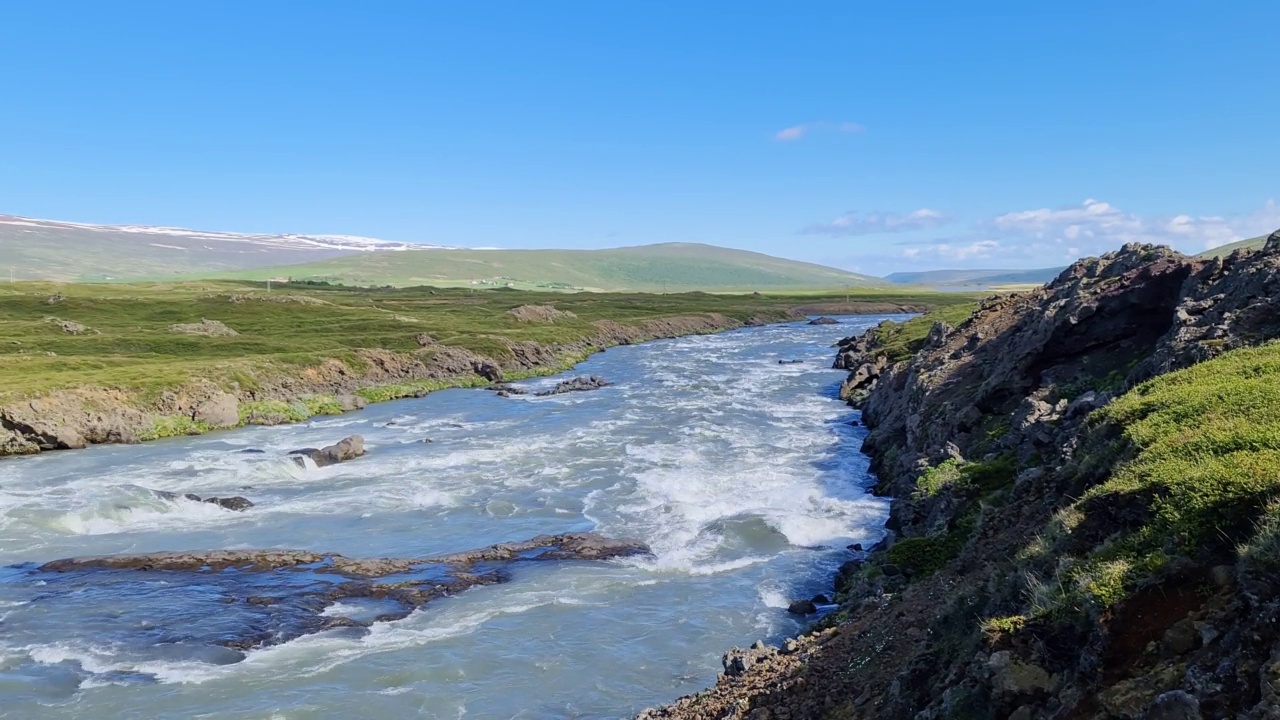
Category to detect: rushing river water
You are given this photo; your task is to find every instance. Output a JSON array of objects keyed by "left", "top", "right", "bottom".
[{"left": 0, "top": 316, "right": 893, "bottom": 719}]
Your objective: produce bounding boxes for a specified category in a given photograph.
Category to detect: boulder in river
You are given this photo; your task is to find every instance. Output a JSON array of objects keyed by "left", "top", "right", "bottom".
[
  {"left": 204, "top": 496, "right": 254, "bottom": 511},
  {"left": 289, "top": 435, "right": 366, "bottom": 468},
  {"left": 533, "top": 376, "right": 612, "bottom": 396},
  {"left": 788, "top": 599, "right": 818, "bottom": 615},
  {"left": 778, "top": 359, "right": 805, "bottom": 365},
  {"left": 808, "top": 316, "right": 840, "bottom": 325}
]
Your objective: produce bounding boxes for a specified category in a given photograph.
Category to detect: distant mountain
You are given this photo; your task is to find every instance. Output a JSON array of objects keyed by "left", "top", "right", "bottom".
[
  {"left": 219, "top": 242, "right": 885, "bottom": 292},
  {"left": 0, "top": 214, "right": 882, "bottom": 292},
  {"left": 0, "top": 214, "right": 427, "bottom": 282},
  {"left": 883, "top": 266, "right": 1065, "bottom": 288},
  {"left": 1198, "top": 234, "right": 1269, "bottom": 258}
]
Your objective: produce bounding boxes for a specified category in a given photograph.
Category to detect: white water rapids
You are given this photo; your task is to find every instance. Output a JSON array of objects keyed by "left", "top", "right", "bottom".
[{"left": 0, "top": 316, "right": 893, "bottom": 718}]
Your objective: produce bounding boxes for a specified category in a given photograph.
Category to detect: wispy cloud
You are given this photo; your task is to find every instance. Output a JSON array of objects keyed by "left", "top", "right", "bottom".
[
  {"left": 801, "top": 208, "right": 953, "bottom": 237},
  {"left": 773, "top": 121, "right": 865, "bottom": 142}
]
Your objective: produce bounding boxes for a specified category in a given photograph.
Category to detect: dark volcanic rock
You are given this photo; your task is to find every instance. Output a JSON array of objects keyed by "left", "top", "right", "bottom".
[
  {"left": 32, "top": 533, "right": 650, "bottom": 654},
  {"left": 150, "top": 489, "right": 253, "bottom": 511},
  {"left": 533, "top": 375, "right": 612, "bottom": 397},
  {"left": 808, "top": 316, "right": 840, "bottom": 325},
  {"left": 787, "top": 599, "right": 818, "bottom": 615},
  {"left": 490, "top": 383, "right": 528, "bottom": 398},
  {"left": 203, "top": 496, "right": 254, "bottom": 511},
  {"left": 289, "top": 435, "right": 365, "bottom": 468},
  {"left": 778, "top": 359, "right": 805, "bottom": 365}
]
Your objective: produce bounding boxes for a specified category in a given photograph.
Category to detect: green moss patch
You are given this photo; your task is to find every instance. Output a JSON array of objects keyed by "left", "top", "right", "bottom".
[{"left": 1033, "top": 342, "right": 1280, "bottom": 615}]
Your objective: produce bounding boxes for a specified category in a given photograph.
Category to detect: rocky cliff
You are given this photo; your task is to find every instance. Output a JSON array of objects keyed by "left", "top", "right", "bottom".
[{"left": 645, "top": 231, "right": 1280, "bottom": 719}]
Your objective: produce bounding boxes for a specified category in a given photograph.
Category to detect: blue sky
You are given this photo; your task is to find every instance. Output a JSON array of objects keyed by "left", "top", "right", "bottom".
[{"left": 1, "top": 1, "right": 1277, "bottom": 275}]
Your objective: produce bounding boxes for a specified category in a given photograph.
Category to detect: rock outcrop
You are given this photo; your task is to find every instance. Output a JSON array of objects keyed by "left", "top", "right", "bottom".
[
  {"left": 642, "top": 235, "right": 1280, "bottom": 719},
  {"left": 169, "top": 319, "right": 239, "bottom": 336},
  {"left": 506, "top": 304, "right": 578, "bottom": 323}
]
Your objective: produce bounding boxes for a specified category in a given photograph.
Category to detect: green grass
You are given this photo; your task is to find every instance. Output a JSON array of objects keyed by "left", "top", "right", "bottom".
[
  {"left": 886, "top": 513, "right": 977, "bottom": 578},
  {"left": 866, "top": 302, "right": 981, "bottom": 363},
  {"left": 206, "top": 243, "right": 886, "bottom": 293},
  {"left": 1197, "top": 234, "right": 1269, "bottom": 258},
  {"left": 1026, "top": 341, "right": 1280, "bottom": 615},
  {"left": 0, "top": 279, "right": 964, "bottom": 405}
]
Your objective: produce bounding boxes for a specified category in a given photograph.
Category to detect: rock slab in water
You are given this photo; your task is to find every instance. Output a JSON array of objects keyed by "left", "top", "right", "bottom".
[
  {"left": 808, "top": 316, "right": 840, "bottom": 325},
  {"left": 534, "top": 375, "right": 612, "bottom": 396},
  {"left": 289, "top": 435, "right": 365, "bottom": 468},
  {"left": 34, "top": 532, "right": 651, "bottom": 652}
]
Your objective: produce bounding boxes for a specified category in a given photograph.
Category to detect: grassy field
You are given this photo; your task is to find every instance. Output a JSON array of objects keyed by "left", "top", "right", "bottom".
[
  {"left": 0, "top": 280, "right": 968, "bottom": 402},
  {"left": 207, "top": 243, "right": 884, "bottom": 293}
]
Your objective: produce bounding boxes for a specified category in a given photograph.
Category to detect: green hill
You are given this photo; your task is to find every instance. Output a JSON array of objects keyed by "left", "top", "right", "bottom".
[
  {"left": 219, "top": 243, "right": 884, "bottom": 292},
  {"left": 1198, "top": 234, "right": 1269, "bottom": 257},
  {"left": 883, "top": 266, "right": 1064, "bottom": 288}
]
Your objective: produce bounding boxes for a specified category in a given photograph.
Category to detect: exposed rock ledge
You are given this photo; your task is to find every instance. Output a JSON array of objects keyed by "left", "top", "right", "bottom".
[{"left": 33, "top": 533, "right": 649, "bottom": 653}]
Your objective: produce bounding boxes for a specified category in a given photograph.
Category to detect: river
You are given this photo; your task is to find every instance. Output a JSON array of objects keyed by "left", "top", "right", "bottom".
[{"left": 0, "top": 316, "right": 892, "bottom": 719}]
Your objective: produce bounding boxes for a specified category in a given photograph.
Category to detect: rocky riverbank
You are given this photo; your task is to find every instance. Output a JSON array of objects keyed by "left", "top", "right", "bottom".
[
  {"left": 643, "top": 232, "right": 1280, "bottom": 719},
  {"left": 0, "top": 310, "right": 803, "bottom": 458}
]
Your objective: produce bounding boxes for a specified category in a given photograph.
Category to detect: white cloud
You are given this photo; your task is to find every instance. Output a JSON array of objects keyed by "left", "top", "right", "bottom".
[
  {"left": 775, "top": 126, "right": 808, "bottom": 141},
  {"left": 801, "top": 208, "right": 953, "bottom": 236},
  {"left": 982, "top": 198, "right": 1279, "bottom": 253},
  {"left": 774, "top": 121, "right": 865, "bottom": 142},
  {"left": 842, "top": 198, "right": 1280, "bottom": 275}
]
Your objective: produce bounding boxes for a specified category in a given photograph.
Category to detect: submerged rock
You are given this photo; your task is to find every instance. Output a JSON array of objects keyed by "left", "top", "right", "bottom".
[
  {"left": 490, "top": 383, "right": 528, "bottom": 398},
  {"left": 808, "top": 316, "right": 840, "bottom": 325},
  {"left": 289, "top": 435, "right": 365, "bottom": 468},
  {"left": 150, "top": 489, "right": 254, "bottom": 511},
  {"left": 33, "top": 532, "right": 650, "bottom": 653}
]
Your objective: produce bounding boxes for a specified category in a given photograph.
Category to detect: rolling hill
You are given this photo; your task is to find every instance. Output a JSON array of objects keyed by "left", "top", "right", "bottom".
[
  {"left": 1, "top": 213, "right": 881, "bottom": 292},
  {"left": 220, "top": 243, "right": 884, "bottom": 292},
  {"left": 1198, "top": 234, "right": 1268, "bottom": 257},
  {"left": 0, "top": 214, "right": 421, "bottom": 282},
  {"left": 883, "top": 266, "right": 1065, "bottom": 288}
]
